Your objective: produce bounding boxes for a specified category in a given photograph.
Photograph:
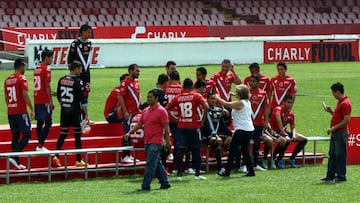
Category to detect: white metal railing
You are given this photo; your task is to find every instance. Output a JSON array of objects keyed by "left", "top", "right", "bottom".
[
  {"left": 0, "top": 28, "right": 26, "bottom": 50},
  {"left": 0, "top": 146, "right": 144, "bottom": 184}
]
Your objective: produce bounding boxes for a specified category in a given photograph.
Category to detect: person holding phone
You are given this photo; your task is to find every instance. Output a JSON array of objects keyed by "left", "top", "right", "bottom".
[{"left": 320, "top": 82, "right": 351, "bottom": 182}]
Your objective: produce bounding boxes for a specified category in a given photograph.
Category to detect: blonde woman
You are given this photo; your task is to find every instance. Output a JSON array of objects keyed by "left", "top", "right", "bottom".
[{"left": 217, "top": 84, "right": 255, "bottom": 177}]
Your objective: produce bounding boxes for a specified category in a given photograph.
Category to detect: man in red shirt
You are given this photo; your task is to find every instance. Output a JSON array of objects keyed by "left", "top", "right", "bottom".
[
  {"left": 34, "top": 49, "right": 54, "bottom": 151},
  {"left": 270, "top": 62, "right": 297, "bottom": 110},
  {"left": 103, "top": 73, "right": 128, "bottom": 123},
  {"left": 269, "top": 95, "right": 307, "bottom": 169},
  {"left": 119, "top": 64, "right": 141, "bottom": 163},
  {"left": 196, "top": 67, "right": 218, "bottom": 99},
  {"left": 248, "top": 75, "right": 272, "bottom": 171},
  {"left": 321, "top": 82, "right": 351, "bottom": 182},
  {"left": 211, "top": 59, "right": 241, "bottom": 126},
  {"left": 211, "top": 59, "right": 241, "bottom": 102},
  {"left": 125, "top": 89, "right": 171, "bottom": 191},
  {"left": 4, "top": 59, "right": 34, "bottom": 170},
  {"left": 166, "top": 78, "right": 209, "bottom": 180},
  {"left": 244, "top": 63, "right": 271, "bottom": 100}
]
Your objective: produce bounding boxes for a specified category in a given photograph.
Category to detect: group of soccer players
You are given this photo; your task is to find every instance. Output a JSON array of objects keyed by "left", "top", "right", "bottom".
[
  {"left": 4, "top": 24, "right": 92, "bottom": 169},
  {"left": 4, "top": 23, "right": 307, "bottom": 175},
  {"left": 103, "top": 58, "right": 308, "bottom": 180}
]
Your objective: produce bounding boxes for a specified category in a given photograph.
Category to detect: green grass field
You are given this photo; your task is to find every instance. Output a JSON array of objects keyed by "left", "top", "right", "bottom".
[{"left": 0, "top": 62, "right": 359, "bottom": 202}]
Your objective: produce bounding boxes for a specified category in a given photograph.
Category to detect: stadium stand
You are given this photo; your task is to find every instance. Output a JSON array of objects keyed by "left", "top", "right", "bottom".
[{"left": 0, "top": 0, "right": 359, "bottom": 28}]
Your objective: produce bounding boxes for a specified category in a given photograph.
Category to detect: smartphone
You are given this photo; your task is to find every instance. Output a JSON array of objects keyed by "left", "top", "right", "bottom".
[{"left": 322, "top": 101, "right": 328, "bottom": 111}]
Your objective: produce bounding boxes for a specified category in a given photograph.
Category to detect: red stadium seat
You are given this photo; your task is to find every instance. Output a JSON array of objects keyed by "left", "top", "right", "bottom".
[
  {"left": 107, "top": 8, "right": 117, "bottom": 15},
  {"left": 92, "top": 8, "right": 100, "bottom": 16},
  {"left": 5, "top": 8, "right": 14, "bottom": 15},
  {"left": 25, "top": 1, "right": 35, "bottom": 9},
  {"left": 43, "top": 1, "right": 51, "bottom": 9},
  {"left": 82, "top": 8, "right": 91, "bottom": 15},
  {"left": 52, "top": 1, "right": 60, "bottom": 9}
]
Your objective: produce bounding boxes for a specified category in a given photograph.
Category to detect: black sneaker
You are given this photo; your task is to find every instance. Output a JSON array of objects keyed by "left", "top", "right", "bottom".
[
  {"left": 320, "top": 177, "right": 334, "bottom": 182},
  {"left": 160, "top": 184, "right": 171, "bottom": 190},
  {"left": 137, "top": 188, "right": 150, "bottom": 192},
  {"left": 245, "top": 172, "right": 255, "bottom": 177},
  {"left": 334, "top": 177, "right": 346, "bottom": 182},
  {"left": 217, "top": 170, "right": 230, "bottom": 177}
]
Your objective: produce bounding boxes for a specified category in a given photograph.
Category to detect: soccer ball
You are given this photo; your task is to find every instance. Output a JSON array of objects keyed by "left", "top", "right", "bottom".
[{"left": 80, "top": 120, "right": 91, "bottom": 135}]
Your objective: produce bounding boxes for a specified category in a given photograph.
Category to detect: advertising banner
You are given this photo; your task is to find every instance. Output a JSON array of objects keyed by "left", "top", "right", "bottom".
[
  {"left": 26, "top": 39, "right": 102, "bottom": 69},
  {"left": 347, "top": 117, "right": 360, "bottom": 164},
  {"left": 3, "top": 26, "right": 208, "bottom": 51},
  {"left": 264, "top": 41, "right": 359, "bottom": 63},
  {"left": 26, "top": 38, "right": 264, "bottom": 68}
]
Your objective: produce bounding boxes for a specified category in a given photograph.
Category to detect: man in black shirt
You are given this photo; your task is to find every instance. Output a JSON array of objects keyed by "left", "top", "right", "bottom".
[
  {"left": 202, "top": 92, "right": 233, "bottom": 173},
  {"left": 67, "top": 24, "right": 92, "bottom": 119},
  {"left": 52, "top": 61, "right": 89, "bottom": 167}
]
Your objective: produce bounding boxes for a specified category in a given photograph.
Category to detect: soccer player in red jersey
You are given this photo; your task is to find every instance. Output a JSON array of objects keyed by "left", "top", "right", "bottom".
[
  {"left": 119, "top": 64, "right": 141, "bottom": 163},
  {"left": 248, "top": 75, "right": 272, "bottom": 171},
  {"left": 270, "top": 62, "right": 297, "bottom": 110},
  {"left": 166, "top": 78, "right": 209, "bottom": 180},
  {"left": 196, "top": 67, "right": 218, "bottom": 98},
  {"left": 211, "top": 59, "right": 241, "bottom": 126},
  {"left": 34, "top": 49, "right": 54, "bottom": 151},
  {"left": 211, "top": 59, "right": 241, "bottom": 102},
  {"left": 67, "top": 24, "right": 92, "bottom": 120},
  {"left": 244, "top": 63, "right": 271, "bottom": 100},
  {"left": 103, "top": 73, "right": 128, "bottom": 123},
  {"left": 321, "top": 82, "right": 351, "bottom": 182},
  {"left": 269, "top": 95, "right": 307, "bottom": 169},
  {"left": 164, "top": 70, "right": 182, "bottom": 173},
  {"left": 4, "top": 59, "right": 34, "bottom": 170}
]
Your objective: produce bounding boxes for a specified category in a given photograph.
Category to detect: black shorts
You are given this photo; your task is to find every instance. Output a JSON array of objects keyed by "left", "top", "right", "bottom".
[
  {"left": 35, "top": 104, "right": 52, "bottom": 121},
  {"left": 8, "top": 114, "right": 31, "bottom": 134},
  {"left": 105, "top": 108, "right": 122, "bottom": 123},
  {"left": 202, "top": 134, "right": 229, "bottom": 145},
  {"left": 176, "top": 128, "right": 202, "bottom": 148},
  {"left": 60, "top": 109, "right": 81, "bottom": 127},
  {"left": 251, "top": 125, "right": 263, "bottom": 141},
  {"left": 274, "top": 131, "right": 292, "bottom": 139}
]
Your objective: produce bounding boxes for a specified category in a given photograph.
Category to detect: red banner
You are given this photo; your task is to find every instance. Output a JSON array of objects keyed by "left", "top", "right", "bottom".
[
  {"left": 347, "top": 117, "right": 360, "bottom": 164},
  {"left": 264, "top": 41, "right": 359, "bottom": 63},
  {"left": 3, "top": 26, "right": 208, "bottom": 51}
]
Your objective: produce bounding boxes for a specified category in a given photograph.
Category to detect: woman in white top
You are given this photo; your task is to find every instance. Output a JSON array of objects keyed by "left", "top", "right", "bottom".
[{"left": 216, "top": 84, "right": 255, "bottom": 177}]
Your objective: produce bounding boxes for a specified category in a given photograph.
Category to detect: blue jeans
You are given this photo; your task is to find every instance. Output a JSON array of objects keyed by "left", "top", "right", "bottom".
[
  {"left": 327, "top": 131, "right": 348, "bottom": 179},
  {"left": 142, "top": 144, "right": 170, "bottom": 190}
]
